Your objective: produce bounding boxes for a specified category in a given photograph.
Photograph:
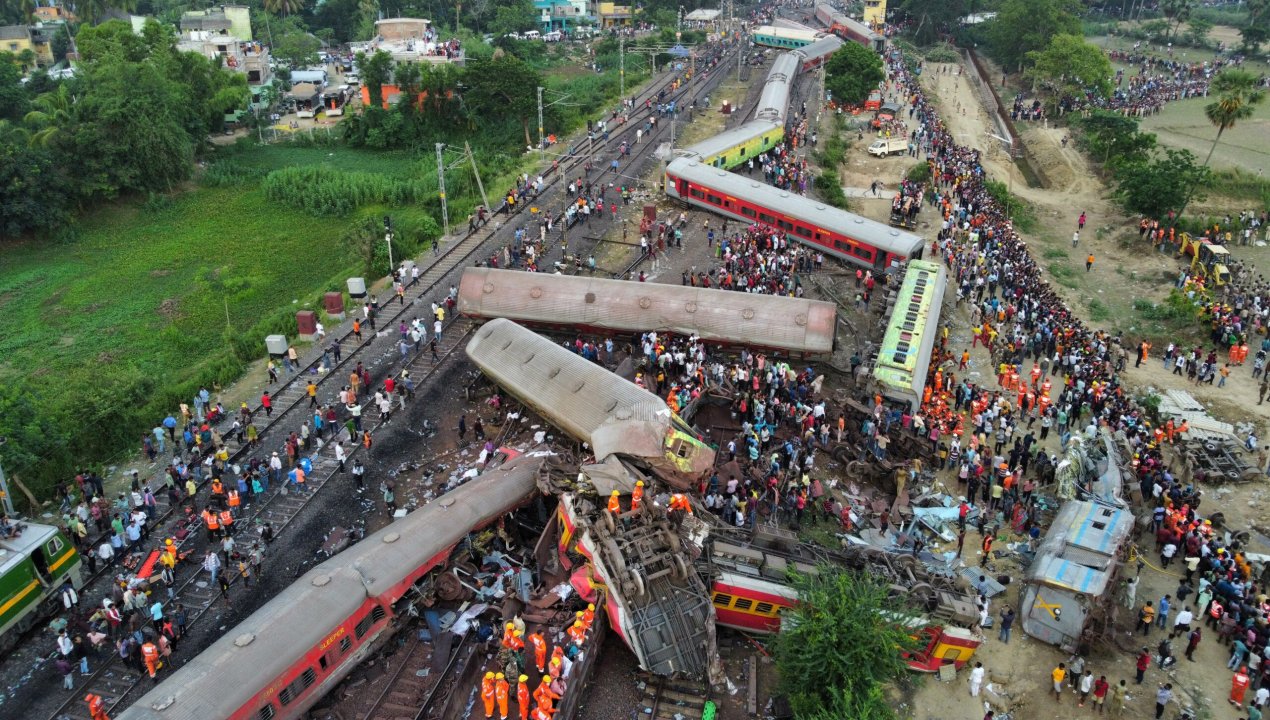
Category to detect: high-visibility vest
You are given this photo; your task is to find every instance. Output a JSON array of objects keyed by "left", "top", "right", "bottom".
[
  {"left": 227, "top": 490, "right": 240, "bottom": 507},
  {"left": 204, "top": 511, "right": 220, "bottom": 530},
  {"left": 211, "top": 480, "right": 224, "bottom": 495},
  {"left": 219, "top": 510, "right": 234, "bottom": 527},
  {"left": 142, "top": 643, "right": 159, "bottom": 662}
]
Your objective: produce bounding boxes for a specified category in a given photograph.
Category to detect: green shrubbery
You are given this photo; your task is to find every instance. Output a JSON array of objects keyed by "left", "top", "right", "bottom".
[{"left": 262, "top": 166, "right": 429, "bottom": 216}]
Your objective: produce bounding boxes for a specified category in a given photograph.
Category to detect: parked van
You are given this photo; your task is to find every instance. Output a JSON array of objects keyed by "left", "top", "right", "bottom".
[
  {"left": 290, "top": 69, "right": 328, "bottom": 87},
  {"left": 523, "top": 30, "right": 541, "bottom": 40},
  {"left": 867, "top": 138, "right": 908, "bottom": 157},
  {"left": 544, "top": 30, "right": 563, "bottom": 41}
]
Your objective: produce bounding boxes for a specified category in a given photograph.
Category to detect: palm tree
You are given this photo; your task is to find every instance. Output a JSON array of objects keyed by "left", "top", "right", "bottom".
[
  {"left": 264, "top": 0, "right": 306, "bottom": 17},
  {"left": 1201, "top": 69, "right": 1266, "bottom": 168},
  {"left": 23, "top": 84, "right": 77, "bottom": 148}
]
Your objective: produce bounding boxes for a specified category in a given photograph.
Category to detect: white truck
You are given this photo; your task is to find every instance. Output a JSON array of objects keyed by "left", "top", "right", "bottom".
[{"left": 867, "top": 137, "right": 908, "bottom": 157}]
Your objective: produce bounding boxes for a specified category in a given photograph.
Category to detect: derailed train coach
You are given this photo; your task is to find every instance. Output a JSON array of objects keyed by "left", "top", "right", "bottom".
[
  {"left": 116, "top": 452, "right": 548, "bottom": 720},
  {"left": 456, "top": 267, "right": 837, "bottom": 359}
]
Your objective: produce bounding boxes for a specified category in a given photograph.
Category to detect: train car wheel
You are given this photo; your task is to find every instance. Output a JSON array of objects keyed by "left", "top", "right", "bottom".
[
  {"left": 672, "top": 554, "right": 690, "bottom": 582},
  {"left": 602, "top": 510, "right": 617, "bottom": 535},
  {"left": 627, "top": 568, "right": 646, "bottom": 598}
]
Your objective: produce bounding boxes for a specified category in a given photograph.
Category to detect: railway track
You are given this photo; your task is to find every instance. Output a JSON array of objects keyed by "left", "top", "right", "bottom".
[
  {"left": 24, "top": 39, "right": 747, "bottom": 720},
  {"left": 637, "top": 673, "right": 711, "bottom": 720}
]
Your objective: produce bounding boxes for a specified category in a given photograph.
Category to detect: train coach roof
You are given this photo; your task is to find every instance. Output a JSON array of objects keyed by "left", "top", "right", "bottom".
[
  {"left": 342, "top": 451, "right": 546, "bottom": 600},
  {"left": 458, "top": 267, "right": 837, "bottom": 355},
  {"left": 0, "top": 523, "right": 60, "bottom": 575},
  {"left": 680, "top": 120, "right": 782, "bottom": 162},
  {"left": 120, "top": 567, "right": 369, "bottom": 720},
  {"left": 666, "top": 158, "right": 925, "bottom": 256},
  {"left": 466, "top": 319, "right": 671, "bottom": 464},
  {"left": 797, "top": 34, "right": 844, "bottom": 61}
]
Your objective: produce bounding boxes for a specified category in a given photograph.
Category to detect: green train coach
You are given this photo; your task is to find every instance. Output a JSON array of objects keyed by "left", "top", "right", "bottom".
[{"left": 1, "top": 522, "right": 84, "bottom": 651}]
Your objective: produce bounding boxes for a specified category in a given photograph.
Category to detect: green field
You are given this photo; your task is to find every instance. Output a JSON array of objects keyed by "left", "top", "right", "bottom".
[{"left": 1090, "top": 34, "right": 1270, "bottom": 174}]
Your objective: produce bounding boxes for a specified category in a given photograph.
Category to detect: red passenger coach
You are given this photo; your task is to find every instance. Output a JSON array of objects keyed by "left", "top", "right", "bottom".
[{"left": 665, "top": 158, "right": 925, "bottom": 272}]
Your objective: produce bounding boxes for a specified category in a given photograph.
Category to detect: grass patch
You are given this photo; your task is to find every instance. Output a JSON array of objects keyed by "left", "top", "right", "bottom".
[
  {"left": 1087, "top": 298, "right": 1111, "bottom": 322},
  {"left": 1048, "top": 261, "right": 1079, "bottom": 288},
  {"left": 1043, "top": 248, "right": 1069, "bottom": 260}
]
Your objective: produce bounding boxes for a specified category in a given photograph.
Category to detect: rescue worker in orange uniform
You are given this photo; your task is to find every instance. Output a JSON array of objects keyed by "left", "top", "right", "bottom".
[
  {"left": 482, "top": 671, "right": 498, "bottom": 718},
  {"left": 161, "top": 538, "right": 178, "bottom": 569},
  {"left": 566, "top": 619, "right": 587, "bottom": 647},
  {"left": 667, "top": 493, "right": 693, "bottom": 528},
  {"left": 502, "top": 622, "right": 517, "bottom": 648},
  {"left": 607, "top": 490, "right": 621, "bottom": 514},
  {"left": 1232, "top": 665, "right": 1251, "bottom": 707},
  {"left": 581, "top": 604, "right": 595, "bottom": 630},
  {"left": 517, "top": 674, "right": 531, "bottom": 720},
  {"left": 85, "top": 693, "right": 109, "bottom": 720},
  {"left": 631, "top": 481, "right": 644, "bottom": 511},
  {"left": 141, "top": 640, "right": 161, "bottom": 680},
  {"left": 528, "top": 632, "right": 547, "bottom": 672},
  {"left": 534, "top": 675, "right": 561, "bottom": 714},
  {"left": 202, "top": 508, "right": 220, "bottom": 541},
  {"left": 495, "top": 673, "right": 510, "bottom": 719},
  {"left": 218, "top": 509, "right": 234, "bottom": 534},
  {"left": 227, "top": 488, "right": 241, "bottom": 511}
]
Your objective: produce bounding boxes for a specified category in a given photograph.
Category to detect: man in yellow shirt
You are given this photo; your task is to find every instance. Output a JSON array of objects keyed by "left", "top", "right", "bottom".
[{"left": 1052, "top": 662, "right": 1067, "bottom": 702}]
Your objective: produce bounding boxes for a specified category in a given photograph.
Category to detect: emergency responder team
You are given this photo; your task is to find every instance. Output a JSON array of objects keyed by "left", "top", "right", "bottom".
[{"left": 483, "top": 601, "right": 599, "bottom": 720}]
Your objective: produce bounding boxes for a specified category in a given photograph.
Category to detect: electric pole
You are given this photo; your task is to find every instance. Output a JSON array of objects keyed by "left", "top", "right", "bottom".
[
  {"left": 465, "top": 141, "right": 489, "bottom": 212},
  {"left": 619, "top": 34, "right": 625, "bottom": 97},
  {"left": 537, "top": 86, "right": 545, "bottom": 161},
  {"left": 435, "top": 143, "right": 449, "bottom": 238}
]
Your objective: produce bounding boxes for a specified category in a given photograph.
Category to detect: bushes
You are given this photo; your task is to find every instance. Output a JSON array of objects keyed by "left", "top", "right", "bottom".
[
  {"left": 906, "top": 162, "right": 931, "bottom": 184},
  {"left": 203, "top": 159, "right": 268, "bottom": 186},
  {"left": 923, "top": 43, "right": 960, "bottom": 63},
  {"left": 262, "top": 166, "right": 430, "bottom": 216},
  {"left": 814, "top": 173, "right": 851, "bottom": 210},
  {"left": 984, "top": 179, "right": 1038, "bottom": 232}
]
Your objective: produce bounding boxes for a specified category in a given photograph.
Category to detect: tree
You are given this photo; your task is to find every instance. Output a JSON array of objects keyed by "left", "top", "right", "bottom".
[
  {"left": 1074, "top": 109, "right": 1156, "bottom": 167},
  {"left": 1113, "top": 148, "right": 1210, "bottom": 220},
  {"left": 1025, "top": 35, "right": 1113, "bottom": 108},
  {"left": 0, "top": 139, "right": 71, "bottom": 236},
  {"left": 0, "top": 52, "right": 31, "bottom": 122},
  {"left": 898, "top": 0, "right": 966, "bottom": 46},
  {"left": 272, "top": 29, "right": 322, "bottom": 69},
  {"left": 986, "top": 0, "right": 1081, "bottom": 71},
  {"left": 1160, "top": 0, "right": 1194, "bottom": 41},
  {"left": 1185, "top": 16, "right": 1213, "bottom": 48},
  {"left": 23, "top": 83, "right": 77, "bottom": 147},
  {"left": 1201, "top": 69, "right": 1266, "bottom": 168},
  {"left": 773, "top": 568, "right": 919, "bottom": 719},
  {"left": 489, "top": 0, "right": 536, "bottom": 37},
  {"left": 1241, "top": 0, "right": 1270, "bottom": 54},
  {"left": 464, "top": 53, "right": 543, "bottom": 147},
  {"left": 823, "top": 42, "right": 884, "bottom": 108},
  {"left": 264, "top": 0, "right": 306, "bottom": 17},
  {"left": 356, "top": 49, "right": 394, "bottom": 108}
]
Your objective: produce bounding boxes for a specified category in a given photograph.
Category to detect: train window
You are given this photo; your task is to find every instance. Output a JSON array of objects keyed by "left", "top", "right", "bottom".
[
  {"left": 689, "top": 188, "right": 705, "bottom": 200},
  {"left": 777, "top": 219, "right": 793, "bottom": 231},
  {"left": 301, "top": 668, "right": 317, "bottom": 688},
  {"left": 853, "top": 246, "right": 874, "bottom": 261},
  {"left": 795, "top": 226, "right": 812, "bottom": 238},
  {"left": 279, "top": 687, "right": 293, "bottom": 706},
  {"left": 46, "top": 536, "right": 64, "bottom": 555},
  {"left": 713, "top": 592, "right": 734, "bottom": 607},
  {"left": 371, "top": 606, "right": 387, "bottom": 624},
  {"left": 758, "top": 212, "right": 775, "bottom": 224},
  {"left": 741, "top": 207, "right": 757, "bottom": 218},
  {"left": 319, "top": 654, "right": 329, "bottom": 671},
  {"left": 755, "top": 602, "right": 775, "bottom": 616},
  {"left": 258, "top": 704, "right": 277, "bottom": 720},
  {"left": 340, "top": 637, "right": 352, "bottom": 654},
  {"left": 706, "top": 193, "right": 722, "bottom": 205},
  {"left": 734, "top": 598, "right": 753, "bottom": 611}
]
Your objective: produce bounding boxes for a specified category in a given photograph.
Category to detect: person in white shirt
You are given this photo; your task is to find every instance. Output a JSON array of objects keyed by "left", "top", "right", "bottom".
[
  {"left": 1172, "top": 608, "right": 1194, "bottom": 636},
  {"left": 969, "top": 662, "right": 985, "bottom": 696}
]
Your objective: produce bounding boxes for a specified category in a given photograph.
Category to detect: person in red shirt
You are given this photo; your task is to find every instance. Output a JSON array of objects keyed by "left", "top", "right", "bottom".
[
  {"left": 1136, "top": 648, "right": 1151, "bottom": 684},
  {"left": 1092, "top": 675, "right": 1109, "bottom": 714}
]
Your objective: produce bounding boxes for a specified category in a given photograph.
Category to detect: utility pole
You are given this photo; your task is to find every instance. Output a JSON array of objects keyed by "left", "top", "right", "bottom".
[
  {"left": 435, "top": 143, "right": 449, "bottom": 238},
  {"left": 619, "top": 34, "right": 625, "bottom": 97},
  {"left": 537, "top": 86, "right": 545, "bottom": 161},
  {"left": 384, "top": 215, "right": 394, "bottom": 271},
  {"left": 0, "top": 437, "right": 14, "bottom": 517},
  {"left": 465, "top": 142, "right": 490, "bottom": 213}
]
